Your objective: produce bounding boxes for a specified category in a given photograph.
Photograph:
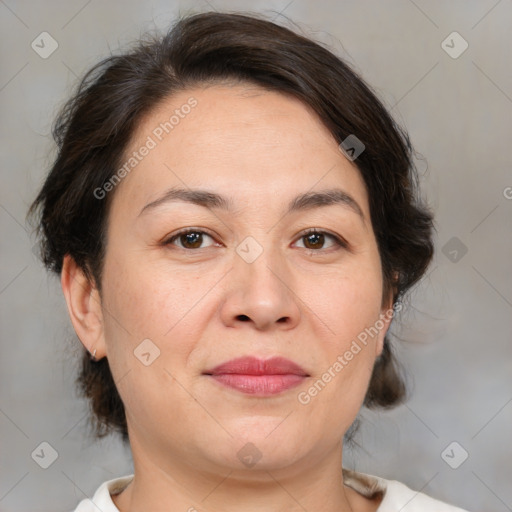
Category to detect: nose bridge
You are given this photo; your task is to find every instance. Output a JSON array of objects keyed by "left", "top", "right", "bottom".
[
  {"left": 235, "top": 233, "right": 287, "bottom": 294},
  {"left": 221, "top": 233, "right": 301, "bottom": 329}
]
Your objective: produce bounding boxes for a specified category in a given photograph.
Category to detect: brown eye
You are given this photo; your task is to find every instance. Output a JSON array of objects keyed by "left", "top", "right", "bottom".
[
  {"left": 179, "top": 232, "right": 203, "bottom": 249},
  {"left": 303, "top": 232, "right": 325, "bottom": 249},
  {"left": 165, "top": 230, "right": 216, "bottom": 250},
  {"left": 295, "top": 229, "right": 345, "bottom": 252}
]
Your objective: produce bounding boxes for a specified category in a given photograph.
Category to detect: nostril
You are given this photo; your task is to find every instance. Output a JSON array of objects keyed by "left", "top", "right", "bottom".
[{"left": 237, "top": 315, "right": 250, "bottom": 321}]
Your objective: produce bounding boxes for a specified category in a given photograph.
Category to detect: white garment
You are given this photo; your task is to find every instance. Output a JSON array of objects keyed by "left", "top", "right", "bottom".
[{"left": 71, "top": 471, "right": 470, "bottom": 511}]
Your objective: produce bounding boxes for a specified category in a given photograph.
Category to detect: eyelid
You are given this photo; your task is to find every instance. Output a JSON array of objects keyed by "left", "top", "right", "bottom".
[
  {"left": 162, "top": 227, "right": 220, "bottom": 248},
  {"left": 293, "top": 228, "right": 348, "bottom": 250},
  {"left": 163, "top": 227, "right": 348, "bottom": 252}
]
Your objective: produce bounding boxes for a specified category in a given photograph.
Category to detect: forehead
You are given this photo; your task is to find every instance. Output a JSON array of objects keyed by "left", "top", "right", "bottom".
[{"left": 111, "top": 83, "right": 370, "bottom": 219}]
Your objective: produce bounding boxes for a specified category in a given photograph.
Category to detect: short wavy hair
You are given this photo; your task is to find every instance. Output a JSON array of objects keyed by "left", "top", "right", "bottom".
[{"left": 29, "top": 11, "right": 434, "bottom": 444}]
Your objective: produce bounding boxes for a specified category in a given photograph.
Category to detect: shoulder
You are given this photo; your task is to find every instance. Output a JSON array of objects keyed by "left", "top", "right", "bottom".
[
  {"left": 71, "top": 471, "right": 470, "bottom": 512},
  {"left": 70, "top": 474, "right": 134, "bottom": 512},
  {"left": 376, "top": 477, "right": 470, "bottom": 511},
  {"left": 343, "top": 469, "right": 471, "bottom": 512}
]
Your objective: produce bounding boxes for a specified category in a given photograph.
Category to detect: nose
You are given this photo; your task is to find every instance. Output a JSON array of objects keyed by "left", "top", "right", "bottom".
[{"left": 219, "top": 242, "right": 301, "bottom": 331}]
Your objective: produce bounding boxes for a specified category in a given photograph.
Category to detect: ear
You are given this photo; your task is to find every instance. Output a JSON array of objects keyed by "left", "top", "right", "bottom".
[
  {"left": 374, "top": 287, "right": 396, "bottom": 358},
  {"left": 61, "top": 254, "right": 106, "bottom": 360}
]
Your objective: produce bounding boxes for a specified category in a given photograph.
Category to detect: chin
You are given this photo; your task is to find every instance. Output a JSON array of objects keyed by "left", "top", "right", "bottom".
[{"left": 207, "top": 422, "right": 310, "bottom": 470}]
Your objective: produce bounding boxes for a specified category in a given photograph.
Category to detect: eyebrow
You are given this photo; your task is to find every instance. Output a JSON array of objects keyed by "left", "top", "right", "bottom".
[{"left": 138, "top": 186, "right": 365, "bottom": 221}]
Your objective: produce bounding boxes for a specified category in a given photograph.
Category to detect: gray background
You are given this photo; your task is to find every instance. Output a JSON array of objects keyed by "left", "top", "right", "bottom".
[{"left": 1, "top": 1, "right": 511, "bottom": 510}]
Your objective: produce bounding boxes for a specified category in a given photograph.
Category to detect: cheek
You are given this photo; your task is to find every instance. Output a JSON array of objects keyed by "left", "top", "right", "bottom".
[
  {"left": 302, "top": 254, "right": 384, "bottom": 346},
  {"left": 98, "top": 254, "right": 214, "bottom": 424},
  {"left": 299, "top": 253, "right": 384, "bottom": 402},
  {"left": 100, "top": 251, "right": 219, "bottom": 361}
]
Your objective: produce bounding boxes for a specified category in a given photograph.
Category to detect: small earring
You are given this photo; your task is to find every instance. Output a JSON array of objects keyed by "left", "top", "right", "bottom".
[{"left": 90, "top": 348, "right": 97, "bottom": 361}]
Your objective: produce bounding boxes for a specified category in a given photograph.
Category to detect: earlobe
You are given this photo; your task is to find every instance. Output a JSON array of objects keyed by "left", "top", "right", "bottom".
[
  {"left": 375, "top": 291, "right": 396, "bottom": 357},
  {"left": 61, "top": 255, "right": 106, "bottom": 360}
]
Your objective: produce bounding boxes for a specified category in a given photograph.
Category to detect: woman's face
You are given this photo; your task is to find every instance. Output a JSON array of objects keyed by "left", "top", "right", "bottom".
[{"left": 89, "top": 84, "right": 393, "bottom": 474}]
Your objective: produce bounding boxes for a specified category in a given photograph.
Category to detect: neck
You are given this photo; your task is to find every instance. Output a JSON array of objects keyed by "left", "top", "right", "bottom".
[{"left": 111, "top": 437, "right": 375, "bottom": 512}]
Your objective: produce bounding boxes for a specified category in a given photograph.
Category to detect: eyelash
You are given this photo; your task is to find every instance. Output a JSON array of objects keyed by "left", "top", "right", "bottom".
[{"left": 163, "top": 228, "right": 347, "bottom": 253}]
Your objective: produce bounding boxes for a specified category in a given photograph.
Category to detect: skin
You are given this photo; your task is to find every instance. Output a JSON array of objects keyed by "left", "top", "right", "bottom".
[{"left": 61, "top": 84, "right": 394, "bottom": 512}]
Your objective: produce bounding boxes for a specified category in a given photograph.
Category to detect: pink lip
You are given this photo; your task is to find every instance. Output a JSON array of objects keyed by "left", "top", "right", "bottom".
[{"left": 204, "top": 356, "right": 309, "bottom": 396}]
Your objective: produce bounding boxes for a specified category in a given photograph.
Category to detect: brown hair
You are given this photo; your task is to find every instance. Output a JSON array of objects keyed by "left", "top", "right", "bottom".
[{"left": 29, "top": 12, "right": 434, "bottom": 444}]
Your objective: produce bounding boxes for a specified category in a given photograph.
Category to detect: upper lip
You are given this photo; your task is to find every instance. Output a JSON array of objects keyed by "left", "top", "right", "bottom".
[{"left": 204, "top": 356, "right": 309, "bottom": 376}]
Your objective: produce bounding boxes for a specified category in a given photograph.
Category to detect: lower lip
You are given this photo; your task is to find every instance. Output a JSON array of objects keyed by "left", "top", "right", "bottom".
[{"left": 208, "top": 374, "right": 306, "bottom": 395}]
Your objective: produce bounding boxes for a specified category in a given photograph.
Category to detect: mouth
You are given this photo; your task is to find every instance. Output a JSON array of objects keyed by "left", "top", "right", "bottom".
[{"left": 203, "top": 356, "right": 309, "bottom": 396}]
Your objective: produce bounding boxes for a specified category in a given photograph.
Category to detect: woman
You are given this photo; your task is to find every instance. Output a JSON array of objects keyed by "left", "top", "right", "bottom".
[{"left": 30, "top": 11, "right": 470, "bottom": 512}]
